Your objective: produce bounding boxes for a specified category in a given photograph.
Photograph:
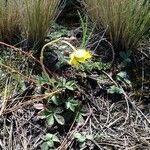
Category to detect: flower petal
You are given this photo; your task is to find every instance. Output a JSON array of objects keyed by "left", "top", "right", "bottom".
[
  {"left": 69, "top": 49, "right": 92, "bottom": 66},
  {"left": 85, "top": 51, "right": 92, "bottom": 59},
  {"left": 75, "top": 49, "right": 92, "bottom": 62},
  {"left": 69, "top": 53, "right": 79, "bottom": 66},
  {"left": 74, "top": 49, "right": 87, "bottom": 58}
]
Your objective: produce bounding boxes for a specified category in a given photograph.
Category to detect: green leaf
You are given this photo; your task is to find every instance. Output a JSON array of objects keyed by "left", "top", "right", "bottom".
[
  {"left": 54, "top": 107, "right": 63, "bottom": 114},
  {"left": 116, "top": 72, "right": 127, "bottom": 81},
  {"left": 47, "top": 115, "right": 54, "bottom": 126},
  {"left": 74, "top": 133, "right": 86, "bottom": 143},
  {"left": 75, "top": 113, "right": 85, "bottom": 124},
  {"left": 66, "top": 99, "right": 78, "bottom": 112},
  {"left": 62, "top": 78, "right": 66, "bottom": 87},
  {"left": 124, "top": 78, "right": 131, "bottom": 85},
  {"left": 52, "top": 135, "right": 60, "bottom": 143},
  {"left": 54, "top": 114, "right": 65, "bottom": 125},
  {"left": 66, "top": 102, "right": 75, "bottom": 112},
  {"left": 37, "top": 73, "right": 50, "bottom": 85},
  {"left": 107, "top": 85, "right": 123, "bottom": 94},
  {"left": 50, "top": 95, "right": 59, "bottom": 105},
  {"left": 126, "top": 51, "right": 131, "bottom": 57},
  {"left": 79, "top": 142, "right": 86, "bottom": 149},
  {"left": 44, "top": 109, "right": 53, "bottom": 116},
  {"left": 74, "top": 133, "right": 82, "bottom": 139},
  {"left": 65, "top": 81, "right": 76, "bottom": 91},
  {"left": 47, "top": 141, "right": 54, "bottom": 147},
  {"left": 46, "top": 133, "right": 53, "bottom": 140},
  {"left": 116, "top": 72, "right": 131, "bottom": 85},
  {"left": 41, "top": 142, "right": 49, "bottom": 150}
]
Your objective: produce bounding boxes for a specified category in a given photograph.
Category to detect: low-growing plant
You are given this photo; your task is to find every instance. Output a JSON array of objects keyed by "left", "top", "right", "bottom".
[
  {"left": 119, "top": 51, "right": 132, "bottom": 67},
  {"left": 42, "top": 107, "right": 65, "bottom": 126},
  {"left": 84, "top": 0, "right": 150, "bottom": 56},
  {"left": 107, "top": 71, "right": 131, "bottom": 94},
  {"left": 74, "top": 132, "right": 93, "bottom": 149},
  {"left": 65, "top": 97, "right": 79, "bottom": 112},
  {"left": 107, "top": 85, "right": 123, "bottom": 94},
  {"left": 35, "top": 72, "right": 81, "bottom": 126},
  {"left": 41, "top": 133, "right": 60, "bottom": 150},
  {"left": 78, "top": 59, "right": 110, "bottom": 73},
  {"left": 116, "top": 71, "right": 131, "bottom": 86}
]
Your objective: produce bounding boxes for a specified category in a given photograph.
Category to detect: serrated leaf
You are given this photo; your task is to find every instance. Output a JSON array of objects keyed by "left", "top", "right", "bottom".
[{"left": 54, "top": 114, "right": 65, "bottom": 125}]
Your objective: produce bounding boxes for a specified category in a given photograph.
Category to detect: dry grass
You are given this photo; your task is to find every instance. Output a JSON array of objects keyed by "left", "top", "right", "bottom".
[
  {"left": 0, "top": 0, "right": 61, "bottom": 49},
  {"left": 0, "top": 0, "right": 21, "bottom": 43},
  {"left": 84, "top": 0, "right": 150, "bottom": 54},
  {"left": 19, "top": 0, "right": 61, "bottom": 50}
]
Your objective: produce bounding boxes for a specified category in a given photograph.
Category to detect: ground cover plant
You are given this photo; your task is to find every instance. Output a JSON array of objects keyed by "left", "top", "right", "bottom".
[{"left": 0, "top": 0, "right": 150, "bottom": 149}]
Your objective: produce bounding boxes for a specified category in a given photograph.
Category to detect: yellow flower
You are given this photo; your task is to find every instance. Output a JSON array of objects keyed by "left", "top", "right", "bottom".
[{"left": 69, "top": 49, "right": 92, "bottom": 66}]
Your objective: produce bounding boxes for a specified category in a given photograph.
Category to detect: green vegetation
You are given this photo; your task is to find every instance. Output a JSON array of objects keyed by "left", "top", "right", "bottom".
[
  {"left": 74, "top": 132, "right": 93, "bottom": 149},
  {"left": 41, "top": 133, "right": 60, "bottom": 150},
  {"left": 0, "top": 0, "right": 149, "bottom": 149}
]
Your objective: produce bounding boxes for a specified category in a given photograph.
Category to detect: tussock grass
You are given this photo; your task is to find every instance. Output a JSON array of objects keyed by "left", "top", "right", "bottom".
[
  {"left": 19, "top": 0, "right": 61, "bottom": 50},
  {"left": 0, "top": 0, "right": 20, "bottom": 43},
  {"left": 0, "top": 0, "right": 61, "bottom": 50},
  {"left": 84, "top": 0, "right": 150, "bottom": 54}
]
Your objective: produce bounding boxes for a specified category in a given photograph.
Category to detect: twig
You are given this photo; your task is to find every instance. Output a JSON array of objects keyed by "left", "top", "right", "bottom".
[
  {"left": 57, "top": 103, "right": 92, "bottom": 150},
  {"left": 102, "top": 70, "right": 130, "bottom": 125}
]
